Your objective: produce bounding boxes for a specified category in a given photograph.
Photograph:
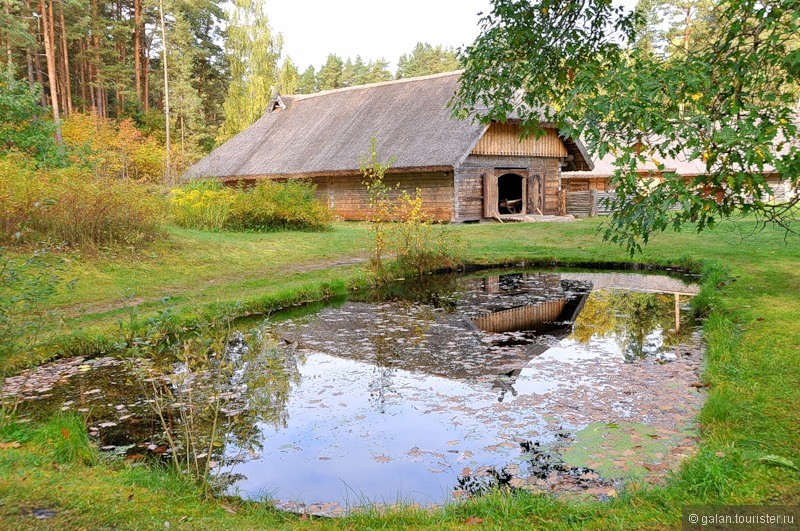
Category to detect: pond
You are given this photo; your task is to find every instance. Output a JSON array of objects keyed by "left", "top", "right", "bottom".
[{"left": 3, "top": 268, "right": 705, "bottom": 516}]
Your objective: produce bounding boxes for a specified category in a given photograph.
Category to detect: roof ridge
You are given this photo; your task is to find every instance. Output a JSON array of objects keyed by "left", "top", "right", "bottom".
[{"left": 288, "top": 70, "right": 463, "bottom": 101}]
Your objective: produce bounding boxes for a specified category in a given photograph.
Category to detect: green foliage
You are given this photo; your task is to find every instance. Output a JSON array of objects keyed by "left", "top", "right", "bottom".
[
  {"left": 170, "top": 179, "right": 332, "bottom": 232},
  {"left": 455, "top": 0, "right": 800, "bottom": 253},
  {"left": 396, "top": 42, "right": 461, "bottom": 79},
  {"left": 360, "top": 138, "right": 462, "bottom": 276},
  {"left": 317, "top": 53, "right": 344, "bottom": 91},
  {"left": 0, "top": 156, "right": 165, "bottom": 248},
  {"left": 296, "top": 65, "right": 317, "bottom": 94},
  {"left": 390, "top": 190, "right": 463, "bottom": 277},
  {"left": 217, "top": 0, "right": 282, "bottom": 143},
  {"left": 34, "top": 170, "right": 165, "bottom": 248},
  {"left": 0, "top": 248, "right": 61, "bottom": 370},
  {"left": 277, "top": 56, "right": 299, "bottom": 94},
  {"left": 169, "top": 180, "right": 235, "bottom": 231},
  {"left": 757, "top": 455, "right": 798, "bottom": 471},
  {"left": 361, "top": 138, "right": 396, "bottom": 271},
  {"left": 228, "top": 180, "right": 332, "bottom": 231},
  {"left": 0, "top": 77, "right": 60, "bottom": 166},
  {"left": 62, "top": 113, "right": 167, "bottom": 181}
]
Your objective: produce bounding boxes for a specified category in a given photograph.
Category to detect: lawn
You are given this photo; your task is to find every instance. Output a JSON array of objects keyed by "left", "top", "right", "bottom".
[{"left": 1, "top": 219, "right": 798, "bottom": 529}]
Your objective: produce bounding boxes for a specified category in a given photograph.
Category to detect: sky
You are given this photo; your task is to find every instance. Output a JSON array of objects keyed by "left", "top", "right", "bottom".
[{"left": 266, "top": 0, "right": 639, "bottom": 73}]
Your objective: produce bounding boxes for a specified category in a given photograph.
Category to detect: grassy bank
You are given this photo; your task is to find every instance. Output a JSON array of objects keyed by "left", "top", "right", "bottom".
[{"left": 1, "top": 219, "right": 799, "bottom": 529}]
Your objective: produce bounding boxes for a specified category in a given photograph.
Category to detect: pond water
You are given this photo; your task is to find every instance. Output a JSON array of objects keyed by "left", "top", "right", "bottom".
[{"left": 3, "top": 269, "right": 705, "bottom": 516}]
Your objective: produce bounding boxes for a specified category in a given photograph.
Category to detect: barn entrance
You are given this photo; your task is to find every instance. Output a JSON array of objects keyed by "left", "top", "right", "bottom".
[{"left": 497, "top": 173, "right": 525, "bottom": 214}]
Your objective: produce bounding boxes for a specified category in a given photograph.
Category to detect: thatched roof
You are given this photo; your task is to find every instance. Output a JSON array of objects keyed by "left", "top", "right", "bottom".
[{"left": 185, "top": 71, "right": 592, "bottom": 181}]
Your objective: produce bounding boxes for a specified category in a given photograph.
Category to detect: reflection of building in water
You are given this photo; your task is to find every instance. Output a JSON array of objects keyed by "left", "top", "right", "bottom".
[{"left": 277, "top": 273, "right": 592, "bottom": 403}]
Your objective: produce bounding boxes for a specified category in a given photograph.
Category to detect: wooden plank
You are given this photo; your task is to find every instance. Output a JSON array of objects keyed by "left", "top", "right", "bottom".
[
  {"left": 483, "top": 172, "right": 498, "bottom": 218},
  {"left": 527, "top": 173, "right": 542, "bottom": 215},
  {"left": 471, "top": 123, "right": 569, "bottom": 158}
]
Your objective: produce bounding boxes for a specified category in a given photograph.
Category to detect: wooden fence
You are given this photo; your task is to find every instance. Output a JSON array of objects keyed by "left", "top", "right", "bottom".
[{"left": 565, "top": 190, "right": 615, "bottom": 217}]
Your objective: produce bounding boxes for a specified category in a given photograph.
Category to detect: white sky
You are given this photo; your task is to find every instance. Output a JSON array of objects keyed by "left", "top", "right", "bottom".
[{"left": 267, "top": 0, "right": 639, "bottom": 73}]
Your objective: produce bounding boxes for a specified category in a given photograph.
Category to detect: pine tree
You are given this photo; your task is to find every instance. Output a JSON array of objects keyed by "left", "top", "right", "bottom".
[
  {"left": 396, "top": 42, "right": 460, "bottom": 79},
  {"left": 316, "top": 53, "right": 342, "bottom": 91},
  {"left": 296, "top": 65, "right": 315, "bottom": 93},
  {"left": 168, "top": 7, "right": 202, "bottom": 172}
]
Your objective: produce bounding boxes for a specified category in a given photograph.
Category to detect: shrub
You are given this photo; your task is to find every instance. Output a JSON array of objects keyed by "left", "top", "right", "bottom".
[
  {"left": 0, "top": 155, "right": 165, "bottom": 248},
  {"left": 34, "top": 169, "right": 166, "bottom": 248},
  {"left": 228, "top": 180, "right": 332, "bottom": 231},
  {"left": 62, "top": 113, "right": 167, "bottom": 181},
  {"left": 0, "top": 155, "right": 44, "bottom": 242},
  {"left": 169, "top": 180, "right": 235, "bottom": 231},
  {"left": 170, "top": 179, "right": 332, "bottom": 232},
  {"left": 359, "top": 139, "right": 462, "bottom": 276}
]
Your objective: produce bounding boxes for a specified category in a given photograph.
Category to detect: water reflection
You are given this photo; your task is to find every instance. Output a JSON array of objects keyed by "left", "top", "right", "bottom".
[
  {"left": 4, "top": 269, "right": 703, "bottom": 514},
  {"left": 570, "top": 290, "right": 694, "bottom": 362}
]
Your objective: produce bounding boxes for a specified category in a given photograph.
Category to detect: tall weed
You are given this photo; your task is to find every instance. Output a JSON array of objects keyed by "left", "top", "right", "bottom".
[{"left": 1, "top": 156, "right": 165, "bottom": 248}]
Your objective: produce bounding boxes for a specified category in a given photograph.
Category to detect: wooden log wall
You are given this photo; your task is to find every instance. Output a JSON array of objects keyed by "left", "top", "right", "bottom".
[
  {"left": 566, "top": 190, "right": 615, "bottom": 217},
  {"left": 472, "top": 124, "right": 569, "bottom": 158},
  {"left": 312, "top": 171, "right": 454, "bottom": 222},
  {"left": 471, "top": 299, "right": 567, "bottom": 333},
  {"left": 455, "top": 155, "right": 562, "bottom": 220},
  {"left": 563, "top": 176, "right": 612, "bottom": 192}
]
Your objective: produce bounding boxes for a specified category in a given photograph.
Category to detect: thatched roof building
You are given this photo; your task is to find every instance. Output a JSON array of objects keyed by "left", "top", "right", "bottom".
[
  {"left": 562, "top": 126, "right": 799, "bottom": 202},
  {"left": 186, "top": 71, "right": 594, "bottom": 221}
]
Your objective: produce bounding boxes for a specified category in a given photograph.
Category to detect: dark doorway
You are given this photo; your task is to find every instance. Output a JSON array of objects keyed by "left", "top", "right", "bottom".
[{"left": 498, "top": 173, "right": 524, "bottom": 214}]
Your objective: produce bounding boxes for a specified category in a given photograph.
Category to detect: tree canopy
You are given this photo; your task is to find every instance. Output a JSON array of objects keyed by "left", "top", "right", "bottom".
[
  {"left": 454, "top": 0, "right": 800, "bottom": 252},
  {"left": 396, "top": 42, "right": 461, "bottom": 79}
]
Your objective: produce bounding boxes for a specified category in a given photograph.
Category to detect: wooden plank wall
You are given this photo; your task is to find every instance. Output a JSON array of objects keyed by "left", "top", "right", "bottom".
[
  {"left": 471, "top": 299, "right": 567, "bottom": 333},
  {"left": 566, "top": 190, "right": 615, "bottom": 217},
  {"left": 472, "top": 124, "right": 568, "bottom": 158},
  {"left": 455, "top": 155, "right": 562, "bottom": 220},
  {"left": 563, "top": 176, "right": 611, "bottom": 192},
  {"left": 312, "top": 172, "right": 454, "bottom": 222}
]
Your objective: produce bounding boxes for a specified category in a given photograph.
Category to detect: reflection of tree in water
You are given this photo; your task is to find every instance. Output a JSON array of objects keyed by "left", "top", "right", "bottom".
[
  {"left": 366, "top": 301, "right": 435, "bottom": 413},
  {"left": 142, "top": 327, "right": 302, "bottom": 475},
  {"left": 570, "top": 292, "right": 617, "bottom": 343},
  {"left": 570, "top": 290, "right": 694, "bottom": 361}
]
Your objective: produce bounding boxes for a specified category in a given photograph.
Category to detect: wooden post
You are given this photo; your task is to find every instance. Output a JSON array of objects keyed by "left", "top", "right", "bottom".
[
  {"left": 590, "top": 189, "right": 598, "bottom": 217},
  {"left": 558, "top": 189, "right": 567, "bottom": 216},
  {"left": 674, "top": 293, "right": 681, "bottom": 333}
]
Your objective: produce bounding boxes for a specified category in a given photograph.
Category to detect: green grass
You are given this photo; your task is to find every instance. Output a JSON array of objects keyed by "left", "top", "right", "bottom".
[{"left": 1, "top": 218, "right": 799, "bottom": 529}]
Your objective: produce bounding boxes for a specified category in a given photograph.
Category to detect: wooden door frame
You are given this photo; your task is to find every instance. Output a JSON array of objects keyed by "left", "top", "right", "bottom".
[{"left": 485, "top": 169, "right": 530, "bottom": 218}]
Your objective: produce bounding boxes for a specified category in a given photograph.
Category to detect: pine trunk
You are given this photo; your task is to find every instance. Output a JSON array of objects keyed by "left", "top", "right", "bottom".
[
  {"left": 40, "top": 0, "right": 62, "bottom": 144},
  {"left": 3, "top": 0, "right": 12, "bottom": 75},
  {"left": 133, "top": 0, "right": 141, "bottom": 102},
  {"left": 58, "top": 1, "right": 72, "bottom": 114},
  {"left": 143, "top": 32, "right": 150, "bottom": 111},
  {"left": 30, "top": 0, "right": 46, "bottom": 105},
  {"left": 79, "top": 39, "right": 87, "bottom": 110},
  {"left": 159, "top": 0, "right": 170, "bottom": 182},
  {"left": 91, "top": 0, "right": 103, "bottom": 116}
]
